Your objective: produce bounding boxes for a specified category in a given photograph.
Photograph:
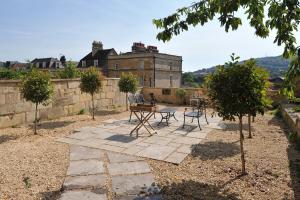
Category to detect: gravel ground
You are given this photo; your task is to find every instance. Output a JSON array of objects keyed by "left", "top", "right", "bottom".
[
  {"left": 148, "top": 112, "right": 300, "bottom": 200},
  {"left": 1, "top": 109, "right": 299, "bottom": 200},
  {"left": 0, "top": 110, "right": 129, "bottom": 200}
]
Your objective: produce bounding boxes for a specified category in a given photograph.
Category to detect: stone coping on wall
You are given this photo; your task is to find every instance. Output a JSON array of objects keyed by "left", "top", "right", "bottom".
[
  {"left": 0, "top": 77, "right": 120, "bottom": 84},
  {"left": 281, "top": 104, "right": 300, "bottom": 136}
]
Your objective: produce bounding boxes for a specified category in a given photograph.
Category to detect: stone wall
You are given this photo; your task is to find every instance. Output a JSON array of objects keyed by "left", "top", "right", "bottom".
[
  {"left": 141, "top": 87, "right": 205, "bottom": 105},
  {"left": 281, "top": 104, "right": 300, "bottom": 137},
  {"left": 0, "top": 78, "right": 126, "bottom": 128}
]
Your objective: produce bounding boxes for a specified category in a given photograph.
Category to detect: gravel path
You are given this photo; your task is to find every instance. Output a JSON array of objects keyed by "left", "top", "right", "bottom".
[{"left": 0, "top": 111, "right": 129, "bottom": 200}]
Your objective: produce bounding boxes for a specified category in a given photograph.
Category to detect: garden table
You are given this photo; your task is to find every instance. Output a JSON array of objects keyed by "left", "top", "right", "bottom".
[
  {"left": 129, "top": 104, "right": 157, "bottom": 137},
  {"left": 156, "top": 107, "right": 178, "bottom": 126}
]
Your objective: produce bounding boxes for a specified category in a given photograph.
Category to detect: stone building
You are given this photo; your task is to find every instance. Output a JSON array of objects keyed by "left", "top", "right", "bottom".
[
  {"left": 31, "top": 58, "right": 63, "bottom": 69},
  {"left": 107, "top": 42, "right": 182, "bottom": 88},
  {"left": 78, "top": 41, "right": 117, "bottom": 76}
]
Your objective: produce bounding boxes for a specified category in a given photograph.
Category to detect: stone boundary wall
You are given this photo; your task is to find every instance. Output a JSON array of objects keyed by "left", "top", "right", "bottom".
[
  {"left": 281, "top": 104, "right": 300, "bottom": 136},
  {"left": 0, "top": 78, "right": 126, "bottom": 128},
  {"left": 141, "top": 87, "right": 205, "bottom": 105}
]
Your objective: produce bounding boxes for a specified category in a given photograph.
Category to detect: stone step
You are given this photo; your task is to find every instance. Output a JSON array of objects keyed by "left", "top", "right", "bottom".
[
  {"left": 59, "top": 191, "right": 107, "bottom": 200},
  {"left": 63, "top": 174, "right": 106, "bottom": 192}
]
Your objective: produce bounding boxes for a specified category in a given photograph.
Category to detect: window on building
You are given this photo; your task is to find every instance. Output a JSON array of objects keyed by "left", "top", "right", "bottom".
[
  {"left": 56, "top": 62, "right": 60, "bottom": 68},
  {"left": 169, "top": 62, "right": 173, "bottom": 71},
  {"left": 114, "top": 64, "right": 119, "bottom": 70},
  {"left": 149, "top": 77, "right": 152, "bottom": 87},
  {"left": 39, "top": 63, "right": 43, "bottom": 68},
  {"left": 170, "top": 75, "right": 173, "bottom": 87},
  {"left": 94, "top": 59, "right": 99, "bottom": 67},
  {"left": 82, "top": 60, "right": 86, "bottom": 67}
]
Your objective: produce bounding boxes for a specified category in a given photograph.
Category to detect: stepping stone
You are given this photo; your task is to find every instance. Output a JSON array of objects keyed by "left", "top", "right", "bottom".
[
  {"left": 63, "top": 174, "right": 106, "bottom": 191},
  {"left": 67, "top": 160, "right": 104, "bottom": 176},
  {"left": 70, "top": 146, "right": 103, "bottom": 161},
  {"left": 136, "top": 145, "right": 176, "bottom": 160},
  {"left": 107, "top": 152, "right": 144, "bottom": 163},
  {"left": 111, "top": 174, "right": 155, "bottom": 196},
  {"left": 59, "top": 191, "right": 107, "bottom": 200},
  {"left": 108, "top": 161, "right": 151, "bottom": 176}
]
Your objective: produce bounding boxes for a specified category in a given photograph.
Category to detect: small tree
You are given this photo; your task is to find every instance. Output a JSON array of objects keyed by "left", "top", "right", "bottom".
[
  {"left": 21, "top": 69, "right": 53, "bottom": 134},
  {"left": 207, "top": 54, "right": 267, "bottom": 175},
  {"left": 118, "top": 73, "right": 138, "bottom": 111},
  {"left": 80, "top": 67, "right": 103, "bottom": 120}
]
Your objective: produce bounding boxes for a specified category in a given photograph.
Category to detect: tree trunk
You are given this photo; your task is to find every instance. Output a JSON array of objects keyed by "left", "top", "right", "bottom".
[
  {"left": 248, "top": 114, "right": 252, "bottom": 138},
  {"left": 92, "top": 94, "right": 95, "bottom": 120},
  {"left": 34, "top": 103, "right": 38, "bottom": 135},
  {"left": 239, "top": 116, "right": 246, "bottom": 175},
  {"left": 252, "top": 115, "right": 255, "bottom": 123},
  {"left": 126, "top": 92, "right": 128, "bottom": 111}
]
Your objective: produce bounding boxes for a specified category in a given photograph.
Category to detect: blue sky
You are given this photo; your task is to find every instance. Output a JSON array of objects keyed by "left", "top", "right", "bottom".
[{"left": 0, "top": 0, "right": 299, "bottom": 72}]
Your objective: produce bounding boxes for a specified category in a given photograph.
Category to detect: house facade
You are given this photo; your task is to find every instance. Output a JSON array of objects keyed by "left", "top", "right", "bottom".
[
  {"left": 107, "top": 42, "right": 182, "bottom": 88},
  {"left": 77, "top": 41, "right": 117, "bottom": 76},
  {"left": 31, "top": 58, "right": 63, "bottom": 69}
]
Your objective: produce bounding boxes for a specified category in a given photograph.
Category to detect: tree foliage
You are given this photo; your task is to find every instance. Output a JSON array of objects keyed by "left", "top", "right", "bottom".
[
  {"left": 118, "top": 73, "right": 138, "bottom": 94},
  {"left": 58, "top": 61, "right": 81, "bottom": 79},
  {"left": 207, "top": 54, "right": 269, "bottom": 174},
  {"left": 281, "top": 56, "right": 300, "bottom": 98},
  {"left": 153, "top": 0, "right": 300, "bottom": 58},
  {"left": 118, "top": 73, "right": 138, "bottom": 110},
  {"left": 80, "top": 67, "right": 103, "bottom": 119},
  {"left": 21, "top": 69, "right": 53, "bottom": 134},
  {"left": 175, "top": 88, "right": 187, "bottom": 104}
]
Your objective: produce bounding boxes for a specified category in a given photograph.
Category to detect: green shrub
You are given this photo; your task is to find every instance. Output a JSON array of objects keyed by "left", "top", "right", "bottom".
[
  {"left": 80, "top": 67, "right": 103, "bottom": 120},
  {"left": 21, "top": 69, "right": 53, "bottom": 134},
  {"left": 288, "top": 132, "right": 298, "bottom": 143},
  {"left": 0, "top": 69, "right": 27, "bottom": 80},
  {"left": 57, "top": 61, "right": 81, "bottom": 79},
  {"left": 289, "top": 97, "right": 300, "bottom": 105},
  {"left": 78, "top": 109, "right": 85, "bottom": 115}
]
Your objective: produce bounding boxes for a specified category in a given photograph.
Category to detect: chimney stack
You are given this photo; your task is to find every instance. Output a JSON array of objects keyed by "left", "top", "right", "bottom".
[
  {"left": 132, "top": 42, "right": 146, "bottom": 53},
  {"left": 147, "top": 45, "right": 159, "bottom": 53},
  {"left": 92, "top": 41, "right": 103, "bottom": 56}
]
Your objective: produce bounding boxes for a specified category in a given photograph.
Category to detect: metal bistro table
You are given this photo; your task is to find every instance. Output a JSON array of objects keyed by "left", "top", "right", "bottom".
[
  {"left": 156, "top": 107, "right": 178, "bottom": 126},
  {"left": 129, "top": 104, "right": 157, "bottom": 137}
]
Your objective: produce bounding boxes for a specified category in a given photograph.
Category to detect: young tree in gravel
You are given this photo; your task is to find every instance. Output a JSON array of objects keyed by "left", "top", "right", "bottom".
[
  {"left": 80, "top": 67, "right": 103, "bottom": 120},
  {"left": 21, "top": 69, "right": 53, "bottom": 134},
  {"left": 118, "top": 73, "right": 138, "bottom": 111},
  {"left": 207, "top": 54, "right": 267, "bottom": 175}
]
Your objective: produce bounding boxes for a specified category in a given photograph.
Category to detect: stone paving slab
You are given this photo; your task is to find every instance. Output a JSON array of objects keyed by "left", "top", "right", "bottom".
[
  {"left": 108, "top": 161, "right": 151, "bottom": 176},
  {"left": 107, "top": 152, "right": 144, "bottom": 163},
  {"left": 76, "top": 138, "right": 108, "bottom": 148},
  {"left": 67, "top": 160, "right": 104, "bottom": 176},
  {"left": 59, "top": 191, "right": 107, "bottom": 200},
  {"left": 67, "top": 131, "right": 96, "bottom": 140},
  {"left": 63, "top": 174, "right": 106, "bottom": 191},
  {"left": 70, "top": 146, "right": 104, "bottom": 161},
  {"left": 164, "top": 152, "right": 189, "bottom": 164},
  {"left": 56, "top": 137, "right": 81, "bottom": 145},
  {"left": 136, "top": 145, "right": 176, "bottom": 160},
  {"left": 111, "top": 174, "right": 155, "bottom": 196},
  {"left": 115, "top": 195, "right": 162, "bottom": 200}
]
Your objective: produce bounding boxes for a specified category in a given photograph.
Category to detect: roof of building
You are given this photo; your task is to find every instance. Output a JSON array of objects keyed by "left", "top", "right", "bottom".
[
  {"left": 80, "top": 49, "right": 116, "bottom": 61},
  {"left": 31, "top": 57, "right": 59, "bottom": 63},
  {"left": 10, "top": 63, "right": 29, "bottom": 69}
]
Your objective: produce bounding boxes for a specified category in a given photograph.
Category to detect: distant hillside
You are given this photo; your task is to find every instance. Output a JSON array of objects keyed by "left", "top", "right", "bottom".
[{"left": 193, "top": 56, "right": 290, "bottom": 78}]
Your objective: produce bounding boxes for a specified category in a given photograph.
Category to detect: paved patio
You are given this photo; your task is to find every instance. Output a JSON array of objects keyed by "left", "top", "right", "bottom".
[{"left": 57, "top": 110, "right": 225, "bottom": 164}]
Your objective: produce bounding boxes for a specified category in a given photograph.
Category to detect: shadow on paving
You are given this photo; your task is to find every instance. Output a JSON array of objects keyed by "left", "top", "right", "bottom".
[
  {"left": 31, "top": 121, "right": 75, "bottom": 130},
  {"left": 0, "top": 135, "right": 18, "bottom": 144},
  {"left": 106, "top": 134, "right": 137, "bottom": 143},
  {"left": 191, "top": 141, "right": 240, "bottom": 160},
  {"left": 268, "top": 115, "right": 300, "bottom": 200},
  {"left": 161, "top": 180, "right": 240, "bottom": 200}
]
